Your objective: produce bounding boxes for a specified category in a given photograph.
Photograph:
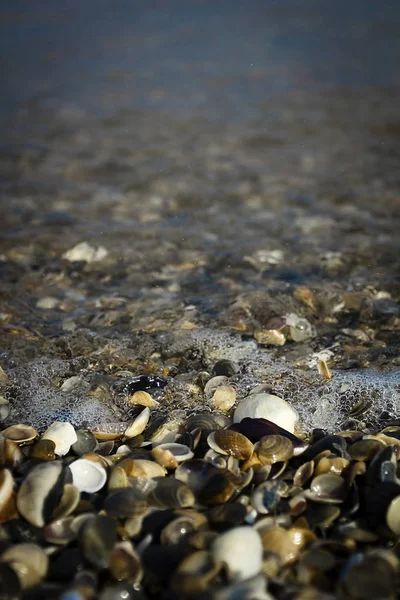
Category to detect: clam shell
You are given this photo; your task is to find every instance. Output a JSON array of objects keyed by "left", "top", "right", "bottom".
[
  {"left": 109, "top": 541, "right": 143, "bottom": 584},
  {"left": 16, "top": 461, "right": 67, "bottom": 527},
  {"left": 79, "top": 514, "right": 117, "bottom": 569},
  {"left": 147, "top": 477, "right": 195, "bottom": 509},
  {"left": 119, "top": 458, "right": 166, "bottom": 479},
  {"left": 256, "top": 435, "right": 293, "bottom": 465},
  {"left": 204, "top": 376, "right": 229, "bottom": 398},
  {"left": 0, "top": 438, "right": 24, "bottom": 468},
  {"left": 210, "top": 385, "right": 237, "bottom": 413},
  {"left": 233, "top": 393, "right": 299, "bottom": 434},
  {"left": 152, "top": 442, "right": 194, "bottom": 465},
  {"left": 124, "top": 407, "right": 151, "bottom": 438},
  {"left": 207, "top": 430, "right": 254, "bottom": 461},
  {"left": 386, "top": 495, "right": 400, "bottom": 536},
  {"left": 30, "top": 439, "right": 56, "bottom": 461},
  {"left": 0, "top": 468, "right": 17, "bottom": 523},
  {"left": 2, "top": 424, "right": 37, "bottom": 444},
  {"left": 211, "top": 526, "right": 263, "bottom": 582},
  {"left": 41, "top": 422, "right": 78, "bottom": 456},
  {"left": 104, "top": 488, "right": 148, "bottom": 519},
  {"left": 0, "top": 543, "right": 48, "bottom": 589},
  {"left": 69, "top": 458, "right": 107, "bottom": 493},
  {"left": 128, "top": 390, "right": 159, "bottom": 409},
  {"left": 50, "top": 483, "right": 80, "bottom": 520},
  {"left": 171, "top": 550, "right": 221, "bottom": 594},
  {"left": 293, "top": 460, "right": 315, "bottom": 487},
  {"left": 72, "top": 430, "right": 99, "bottom": 456},
  {"left": 307, "top": 473, "right": 346, "bottom": 503}
]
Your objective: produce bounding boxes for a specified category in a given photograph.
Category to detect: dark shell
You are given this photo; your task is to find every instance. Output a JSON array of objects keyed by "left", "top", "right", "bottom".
[
  {"left": 229, "top": 418, "right": 307, "bottom": 455},
  {"left": 124, "top": 376, "right": 167, "bottom": 394}
]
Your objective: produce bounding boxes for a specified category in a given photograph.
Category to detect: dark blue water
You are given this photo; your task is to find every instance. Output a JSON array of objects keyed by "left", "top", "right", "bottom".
[{"left": 1, "top": 0, "right": 400, "bottom": 119}]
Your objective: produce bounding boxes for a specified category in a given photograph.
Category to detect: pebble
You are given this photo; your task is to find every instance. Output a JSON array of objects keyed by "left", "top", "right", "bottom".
[
  {"left": 41, "top": 421, "right": 78, "bottom": 456},
  {"left": 62, "top": 241, "right": 108, "bottom": 263},
  {"left": 211, "top": 526, "right": 263, "bottom": 582},
  {"left": 233, "top": 392, "right": 299, "bottom": 433}
]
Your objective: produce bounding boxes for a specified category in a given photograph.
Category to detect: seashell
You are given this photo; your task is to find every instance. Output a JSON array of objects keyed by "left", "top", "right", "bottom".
[
  {"left": 109, "top": 541, "right": 143, "bottom": 584},
  {"left": 108, "top": 465, "right": 129, "bottom": 493},
  {"left": 104, "top": 488, "right": 148, "bottom": 519},
  {"left": 256, "top": 435, "right": 293, "bottom": 465},
  {"left": 175, "top": 459, "right": 221, "bottom": 494},
  {"left": 161, "top": 513, "right": 208, "bottom": 546},
  {"left": 251, "top": 480, "right": 289, "bottom": 514},
  {"left": 128, "top": 390, "right": 159, "bottom": 409},
  {"left": 81, "top": 452, "right": 109, "bottom": 469},
  {"left": 365, "top": 445, "right": 398, "bottom": 487},
  {"left": 207, "top": 430, "right": 253, "bottom": 461},
  {"left": 293, "top": 460, "right": 315, "bottom": 487},
  {"left": 208, "top": 502, "right": 247, "bottom": 529},
  {"left": 211, "top": 526, "right": 263, "bottom": 582},
  {"left": 386, "top": 495, "right": 400, "bottom": 536},
  {"left": 198, "top": 469, "right": 251, "bottom": 506},
  {"left": 230, "top": 417, "right": 308, "bottom": 455},
  {"left": 300, "top": 435, "right": 347, "bottom": 461},
  {"left": 79, "top": 514, "right": 117, "bottom": 569},
  {"left": 16, "top": 461, "right": 67, "bottom": 527},
  {"left": 71, "top": 430, "right": 99, "bottom": 456},
  {"left": 258, "top": 525, "right": 300, "bottom": 566},
  {"left": 204, "top": 376, "right": 229, "bottom": 398},
  {"left": 255, "top": 328, "right": 286, "bottom": 346},
  {"left": 233, "top": 393, "right": 299, "bottom": 434},
  {"left": 1, "top": 424, "right": 37, "bottom": 444},
  {"left": 0, "top": 468, "right": 17, "bottom": 523},
  {"left": 0, "top": 543, "right": 48, "bottom": 589},
  {"left": 339, "top": 550, "right": 399, "bottom": 600},
  {"left": 0, "top": 396, "right": 10, "bottom": 421},
  {"left": 147, "top": 477, "right": 195, "bottom": 509},
  {"left": 314, "top": 456, "right": 350, "bottom": 477},
  {"left": 43, "top": 516, "right": 76, "bottom": 545},
  {"left": 212, "top": 359, "right": 239, "bottom": 377},
  {"left": 186, "top": 413, "right": 220, "bottom": 432},
  {"left": 30, "top": 439, "right": 56, "bottom": 461},
  {"left": 41, "top": 422, "right": 78, "bottom": 456},
  {"left": 151, "top": 443, "right": 193, "bottom": 470},
  {"left": 348, "top": 438, "right": 386, "bottom": 462},
  {"left": 50, "top": 483, "right": 80, "bottom": 520},
  {"left": 69, "top": 458, "right": 107, "bottom": 493},
  {"left": 210, "top": 385, "right": 237, "bottom": 414},
  {"left": 124, "top": 407, "right": 151, "bottom": 439},
  {"left": 307, "top": 473, "right": 346, "bottom": 503},
  {"left": 0, "top": 437, "right": 24, "bottom": 468},
  {"left": 118, "top": 458, "right": 166, "bottom": 479},
  {"left": 171, "top": 550, "right": 221, "bottom": 594}
]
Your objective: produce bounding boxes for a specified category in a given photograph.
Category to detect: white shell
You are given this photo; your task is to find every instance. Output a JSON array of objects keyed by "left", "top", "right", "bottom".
[
  {"left": 211, "top": 526, "right": 263, "bottom": 582},
  {"left": 154, "top": 443, "right": 193, "bottom": 462},
  {"left": 124, "top": 407, "right": 150, "bottom": 438},
  {"left": 41, "top": 422, "right": 78, "bottom": 456},
  {"left": 233, "top": 393, "right": 299, "bottom": 434},
  {"left": 69, "top": 458, "right": 107, "bottom": 493}
]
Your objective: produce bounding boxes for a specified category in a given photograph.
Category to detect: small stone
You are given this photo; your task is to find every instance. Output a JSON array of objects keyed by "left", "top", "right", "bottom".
[
  {"left": 61, "top": 376, "right": 85, "bottom": 392},
  {"left": 233, "top": 393, "right": 299, "bottom": 434},
  {"left": 62, "top": 241, "right": 108, "bottom": 264},
  {"left": 255, "top": 329, "right": 286, "bottom": 346},
  {"left": 36, "top": 296, "right": 59, "bottom": 309},
  {"left": 212, "top": 360, "right": 239, "bottom": 377},
  {"left": 41, "top": 422, "right": 78, "bottom": 456},
  {"left": 211, "top": 526, "right": 263, "bottom": 582}
]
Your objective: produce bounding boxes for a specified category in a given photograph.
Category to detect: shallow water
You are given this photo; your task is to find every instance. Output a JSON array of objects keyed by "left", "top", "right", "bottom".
[{"left": 0, "top": 1, "right": 399, "bottom": 431}]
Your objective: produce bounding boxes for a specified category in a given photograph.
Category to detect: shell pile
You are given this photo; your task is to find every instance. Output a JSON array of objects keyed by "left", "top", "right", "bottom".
[{"left": 2, "top": 405, "right": 400, "bottom": 599}]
